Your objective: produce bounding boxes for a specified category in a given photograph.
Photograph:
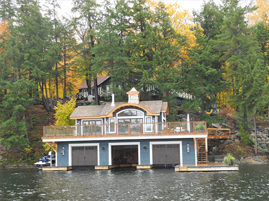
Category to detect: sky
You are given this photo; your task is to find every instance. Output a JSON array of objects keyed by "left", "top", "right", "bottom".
[
  {"left": 51, "top": 0, "right": 222, "bottom": 18},
  {"left": 42, "top": 0, "right": 252, "bottom": 19}
]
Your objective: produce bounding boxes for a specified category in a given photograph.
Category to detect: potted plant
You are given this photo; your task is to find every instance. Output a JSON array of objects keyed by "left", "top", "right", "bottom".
[
  {"left": 195, "top": 124, "right": 205, "bottom": 131},
  {"left": 224, "top": 153, "right": 235, "bottom": 166}
]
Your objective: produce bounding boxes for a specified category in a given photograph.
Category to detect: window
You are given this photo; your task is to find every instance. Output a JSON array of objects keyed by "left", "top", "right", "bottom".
[
  {"left": 82, "top": 120, "right": 102, "bottom": 135},
  {"left": 117, "top": 110, "right": 143, "bottom": 117},
  {"left": 109, "top": 118, "right": 115, "bottom": 133},
  {"left": 130, "top": 95, "right": 137, "bottom": 100},
  {"left": 145, "top": 117, "right": 152, "bottom": 132}
]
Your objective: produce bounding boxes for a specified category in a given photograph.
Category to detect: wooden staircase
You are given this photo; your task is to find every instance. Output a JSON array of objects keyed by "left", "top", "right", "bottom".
[{"left": 197, "top": 138, "right": 208, "bottom": 165}]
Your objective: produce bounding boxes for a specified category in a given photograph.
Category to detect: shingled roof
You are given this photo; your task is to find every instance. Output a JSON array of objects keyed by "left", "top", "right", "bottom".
[
  {"left": 79, "top": 76, "right": 110, "bottom": 89},
  {"left": 70, "top": 100, "right": 168, "bottom": 119}
]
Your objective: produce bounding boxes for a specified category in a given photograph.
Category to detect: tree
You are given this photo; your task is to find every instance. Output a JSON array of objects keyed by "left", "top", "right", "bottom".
[
  {"left": 70, "top": 0, "right": 101, "bottom": 104},
  {"left": 54, "top": 97, "right": 76, "bottom": 126},
  {"left": 212, "top": 0, "right": 260, "bottom": 132},
  {"left": 183, "top": 26, "right": 224, "bottom": 114},
  {"left": 91, "top": 0, "right": 132, "bottom": 101},
  {"left": 248, "top": 0, "right": 269, "bottom": 25}
]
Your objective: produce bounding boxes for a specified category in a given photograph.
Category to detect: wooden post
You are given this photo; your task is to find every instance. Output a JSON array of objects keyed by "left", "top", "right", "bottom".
[
  {"left": 205, "top": 138, "right": 208, "bottom": 164},
  {"left": 90, "top": 125, "right": 93, "bottom": 136},
  {"left": 141, "top": 123, "right": 143, "bottom": 134},
  {"left": 54, "top": 126, "right": 56, "bottom": 137},
  {"left": 193, "top": 123, "right": 195, "bottom": 133},
  {"left": 79, "top": 125, "right": 81, "bottom": 136},
  {"left": 153, "top": 121, "right": 155, "bottom": 134},
  {"left": 67, "top": 126, "right": 69, "bottom": 136},
  {"left": 43, "top": 126, "right": 46, "bottom": 137},
  {"left": 128, "top": 123, "right": 130, "bottom": 135},
  {"left": 103, "top": 124, "right": 105, "bottom": 136},
  {"left": 193, "top": 138, "right": 196, "bottom": 150},
  {"left": 166, "top": 122, "right": 168, "bottom": 134}
]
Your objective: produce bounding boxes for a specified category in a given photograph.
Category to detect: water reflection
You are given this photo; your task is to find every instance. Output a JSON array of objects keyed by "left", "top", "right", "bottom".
[{"left": 0, "top": 165, "right": 269, "bottom": 200}]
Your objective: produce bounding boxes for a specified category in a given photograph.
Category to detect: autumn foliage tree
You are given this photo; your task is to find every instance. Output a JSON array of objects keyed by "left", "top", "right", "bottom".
[{"left": 54, "top": 97, "right": 76, "bottom": 126}]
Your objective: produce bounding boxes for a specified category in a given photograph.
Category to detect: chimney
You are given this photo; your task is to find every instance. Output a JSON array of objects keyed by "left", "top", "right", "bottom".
[{"left": 111, "top": 94, "right": 115, "bottom": 106}]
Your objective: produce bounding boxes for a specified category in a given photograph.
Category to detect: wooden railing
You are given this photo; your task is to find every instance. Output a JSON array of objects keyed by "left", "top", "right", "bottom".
[
  {"left": 208, "top": 128, "right": 231, "bottom": 139},
  {"left": 43, "top": 121, "right": 208, "bottom": 138}
]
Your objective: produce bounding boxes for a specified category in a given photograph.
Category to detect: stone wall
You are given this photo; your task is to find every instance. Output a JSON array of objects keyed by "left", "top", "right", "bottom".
[
  {"left": 249, "top": 126, "right": 269, "bottom": 153},
  {"left": 215, "top": 126, "right": 269, "bottom": 154}
]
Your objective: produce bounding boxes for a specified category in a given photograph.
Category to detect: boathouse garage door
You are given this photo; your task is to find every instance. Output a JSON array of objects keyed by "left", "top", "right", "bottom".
[
  {"left": 72, "top": 146, "right": 97, "bottom": 166},
  {"left": 153, "top": 144, "right": 180, "bottom": 167}
]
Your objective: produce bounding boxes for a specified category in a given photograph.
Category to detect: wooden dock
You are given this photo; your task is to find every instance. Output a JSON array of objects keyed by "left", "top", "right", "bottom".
[
  {"left": 42, "top": 166, "right": 72, "bottom": 171},
  {"left": 175, "top": 165, "right": 239, "bottom": 172}
]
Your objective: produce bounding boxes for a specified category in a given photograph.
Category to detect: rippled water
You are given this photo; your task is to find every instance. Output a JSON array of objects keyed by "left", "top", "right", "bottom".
[{"left": 0, "top": 165, "right": 269, "bottom": 200}]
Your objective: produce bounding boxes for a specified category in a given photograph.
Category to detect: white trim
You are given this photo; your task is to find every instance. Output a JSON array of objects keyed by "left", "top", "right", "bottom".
[
  {"left": 108, "top": 142, "right": 140, "bottom": 165},
  {"left": 68, "top": 143, "right": 100, "bottom": 166},
  {"left": 116, "top": 108, "right": 144, "bottom": 119},
  {"left": 43, "top": 135, "right": 208, "bottom": 142},
  {"left": 108, "top": 117, "right": 116, "bottom": 133},
  {"left": 150, "top": 141, "right": 183, "bottom": 167},
  {"left": 56, "top": 152, "right": 58, "bottom": 167},
  {"left": 145, "top": 116, "right": 153, "bottom": 132},
  {"left": 195, "top": 138, "right": 197, "bottom": 166}
]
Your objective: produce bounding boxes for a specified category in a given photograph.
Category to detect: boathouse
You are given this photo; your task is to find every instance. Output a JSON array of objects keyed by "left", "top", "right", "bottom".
[{"left": 42, "top": 88, "right": 227, "bottom": 170}]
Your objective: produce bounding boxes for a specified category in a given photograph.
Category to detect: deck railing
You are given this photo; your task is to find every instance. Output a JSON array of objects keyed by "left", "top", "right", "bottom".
[
  {"left": 208, "top": 128, "right": 231, "bottom": 139},
  {"left": 43, "top": 121, "right": 207, "bottom": 138}
]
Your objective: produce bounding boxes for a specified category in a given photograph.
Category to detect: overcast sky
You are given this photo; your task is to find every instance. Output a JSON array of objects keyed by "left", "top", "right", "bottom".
[
  {"left": 44, "top": 0, "right": 252, "bottom": 19},
  {"left": 51, "top": 0, "right": 219, "bottom": 18}
]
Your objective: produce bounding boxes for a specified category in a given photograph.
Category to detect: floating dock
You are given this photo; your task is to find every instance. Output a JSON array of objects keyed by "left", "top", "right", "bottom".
[
  {"left": 175, "top": 165, "right": 239, "bottom": 172},
  {"left": 95, "top": 164, "right": 152, "bottom": 170},
  {"left": 42, "top": 166, "right": 72, "bottom": 171}
]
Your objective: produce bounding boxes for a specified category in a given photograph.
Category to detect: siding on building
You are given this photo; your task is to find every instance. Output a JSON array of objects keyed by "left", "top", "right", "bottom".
[{"left": 57, "top": 138, "right": 195, "bottom": 167}]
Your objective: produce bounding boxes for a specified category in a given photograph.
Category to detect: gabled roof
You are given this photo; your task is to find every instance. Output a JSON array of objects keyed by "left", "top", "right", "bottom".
[
  {"left": 79, "top": 76, "right": 111, "bottom": 89},
  {"left": 70, "top": 100, "right": 169, "bottom": 119}
]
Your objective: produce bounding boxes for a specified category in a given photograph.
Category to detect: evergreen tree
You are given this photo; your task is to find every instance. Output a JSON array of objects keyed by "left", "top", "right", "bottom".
[
  {"left": 212, "top": 0, "right": 260, "bottom": 132},
  {"left": 70, "top": 0, "right": 101, "bottom": 104},
  {"left": 92, "top": 0, "right": 132, "bottom": 101}
]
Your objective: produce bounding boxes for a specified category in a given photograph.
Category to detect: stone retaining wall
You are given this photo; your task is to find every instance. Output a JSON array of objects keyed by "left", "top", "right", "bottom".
[{"left": 215, "top": 126, "right": 269, "bottom": 154}]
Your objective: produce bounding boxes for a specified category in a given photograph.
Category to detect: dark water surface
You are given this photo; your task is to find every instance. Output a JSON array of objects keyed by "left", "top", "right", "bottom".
[{"left": 0, "top": 165, "right": 268, "bottom": 200}]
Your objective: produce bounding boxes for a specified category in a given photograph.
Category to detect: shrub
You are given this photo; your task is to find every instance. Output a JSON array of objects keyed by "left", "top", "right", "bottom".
[
  {"left": 224, "top": 153, "right": 235, "bottom": 165},
  {"left": 238, "top": 125, "right": 254, "bottom": 146},
  {"left": 54, "top": 97, "right": 76, "bottom": 126}
]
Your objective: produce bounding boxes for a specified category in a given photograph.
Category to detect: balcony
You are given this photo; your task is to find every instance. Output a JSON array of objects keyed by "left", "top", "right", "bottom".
[{"left": 42, "top": 121, "right": 208, "bottom": 139}]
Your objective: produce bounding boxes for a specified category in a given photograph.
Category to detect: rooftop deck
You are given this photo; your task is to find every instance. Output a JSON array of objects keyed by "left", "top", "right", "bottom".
[{"left": 42, "top": 121, "right": 209, "bottom": 140}]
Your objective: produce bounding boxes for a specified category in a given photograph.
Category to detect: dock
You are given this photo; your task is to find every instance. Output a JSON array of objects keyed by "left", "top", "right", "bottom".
[
  {"left": 42, "top": 166, "right": 72, "bottom": 171},
  {"left": 175, "top": 164, "right": 239, "bottom": 172}
]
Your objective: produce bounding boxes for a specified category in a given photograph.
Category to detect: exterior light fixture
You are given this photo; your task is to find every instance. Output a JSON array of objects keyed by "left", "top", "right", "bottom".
[
  {"left": 102, "top": 146, "right": 106, "bottom": 150},
  {"left": 61, "top": 146, "right": 65, "bottom": 156},
  {"left": 143, "top": 145, "right": 147, "bottom": 150},
  {"left": 187, "top": 143, "right": 190, "bottom": 153}
]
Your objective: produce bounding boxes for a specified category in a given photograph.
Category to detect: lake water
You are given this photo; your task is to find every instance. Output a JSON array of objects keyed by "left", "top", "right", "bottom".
[{"left": 0, "top": 165, "right": 268, "bottom": 200}]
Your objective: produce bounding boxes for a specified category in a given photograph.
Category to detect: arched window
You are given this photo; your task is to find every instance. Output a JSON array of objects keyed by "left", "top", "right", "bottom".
[{"left": 117, "top": 109, "right": 143, "bottom": 117}]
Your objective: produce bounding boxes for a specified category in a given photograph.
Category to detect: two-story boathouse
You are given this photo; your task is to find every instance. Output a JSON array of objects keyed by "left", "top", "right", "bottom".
[{"left": 42, "top": 88, "right": 232, "bottom": 170}]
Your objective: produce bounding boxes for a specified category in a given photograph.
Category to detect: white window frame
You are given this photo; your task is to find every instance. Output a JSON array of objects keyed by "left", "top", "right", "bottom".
[
  {"left": 145, "top": 116, "right": 153, "bottom": 132},
  {"left": 108, "top": 142, "right": 140, "bottom": 165},
  {"left": 116, "top": 109, "right": 144, "bottom": 119},
  {"left": 68, "top": 143, "right": 100, "bottom": 166},
  {"left": 150, "top": 141, "right": 183, "bottom": 166},
  {"left": 162, "top": 112, "right": 166, "bottom": 129},
  {"left": 108, "top": 117, "right": 116, "bottom": 134},
  {"left": 116, "top": 109, "right": 145, "bottom": 134},
  {"left": 81, "top": 119, "right": 103, "bottom": 136}
]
